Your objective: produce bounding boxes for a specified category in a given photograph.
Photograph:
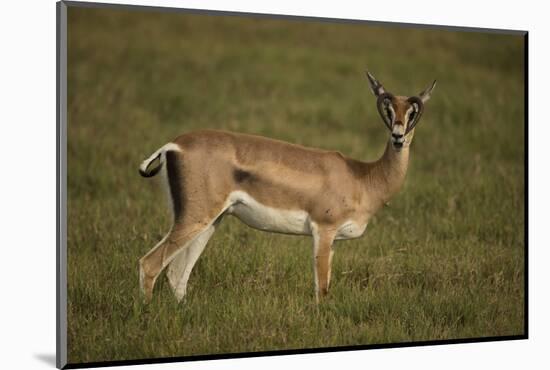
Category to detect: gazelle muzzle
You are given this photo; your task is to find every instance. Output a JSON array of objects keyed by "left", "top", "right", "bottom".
[{"left": 391, "top": 122, "right": 406, "bottom": 149}]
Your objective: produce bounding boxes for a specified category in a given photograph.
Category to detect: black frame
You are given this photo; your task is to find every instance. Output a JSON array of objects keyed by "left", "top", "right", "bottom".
[{"left": 56, "top": 1, "right": 529, "bottom": 368}]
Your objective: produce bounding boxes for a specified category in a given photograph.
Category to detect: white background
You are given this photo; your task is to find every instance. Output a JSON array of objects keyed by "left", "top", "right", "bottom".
[{"left": 0, "top": 0, "right": 546, "bottom": 369}]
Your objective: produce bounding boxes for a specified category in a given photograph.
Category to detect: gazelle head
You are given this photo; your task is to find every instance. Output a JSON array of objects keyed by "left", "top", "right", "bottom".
[{"left": 366, "top": 71, "right": 436, "bottom": 152}]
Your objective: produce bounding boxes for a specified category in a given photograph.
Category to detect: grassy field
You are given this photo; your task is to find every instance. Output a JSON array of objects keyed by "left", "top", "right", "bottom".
[{"left": 66, "top": 6, "right": 525, "bottom": 364}]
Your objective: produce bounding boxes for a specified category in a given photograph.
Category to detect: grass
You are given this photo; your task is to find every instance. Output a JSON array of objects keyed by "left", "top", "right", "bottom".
[{"left": 66, "top": 6, "right": 525, "bottom": 364}]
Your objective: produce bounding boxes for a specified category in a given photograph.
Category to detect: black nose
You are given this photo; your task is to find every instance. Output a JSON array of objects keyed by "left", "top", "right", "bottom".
[{"left": 392, "top": 133, "right": 404, "bottom": 139}]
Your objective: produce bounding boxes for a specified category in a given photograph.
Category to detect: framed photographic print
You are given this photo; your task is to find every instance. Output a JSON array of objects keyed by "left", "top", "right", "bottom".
[{"left": 57, "top": 1, "right": 527, "bottom": 368}]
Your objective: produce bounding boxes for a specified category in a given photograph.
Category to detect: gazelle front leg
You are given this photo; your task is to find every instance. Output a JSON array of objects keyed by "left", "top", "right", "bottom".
[{"left": 311, "top": 223, "right": 336, "bottom": 303}]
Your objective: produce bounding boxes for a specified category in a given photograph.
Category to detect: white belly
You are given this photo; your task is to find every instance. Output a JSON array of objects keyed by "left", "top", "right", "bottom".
[
  {"left": 226, "top": 191, "right": 311, "bottom": 235},
  {"left": 224, "top": 191, "right": 367, "bottom": 239}
]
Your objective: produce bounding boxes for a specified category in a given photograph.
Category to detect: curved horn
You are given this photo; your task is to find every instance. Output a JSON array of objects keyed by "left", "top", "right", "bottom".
[
  {"left": 376, "top": 92, "right": 394, "bottom": 131},
  {"left": 405, "top": 96, "right": 424, "bottom": 134},
  {"left": 419, "top": 80, "right": 437, "bottom": 102},
  {"left": 366, "top": 70, "right": 386, "bottom": 97}
]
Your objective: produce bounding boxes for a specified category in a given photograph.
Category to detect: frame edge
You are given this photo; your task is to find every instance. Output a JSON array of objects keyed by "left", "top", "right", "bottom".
[{"left": 57, "top": 1, "right": 68, "bottom": 368}]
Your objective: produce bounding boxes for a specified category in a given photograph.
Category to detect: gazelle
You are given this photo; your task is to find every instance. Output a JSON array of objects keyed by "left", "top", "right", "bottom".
[{"left": 138, "top": 71, "right": 436, "bottom": 303}]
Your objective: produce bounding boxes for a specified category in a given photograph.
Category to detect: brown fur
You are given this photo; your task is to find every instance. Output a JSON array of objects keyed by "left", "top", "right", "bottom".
[{"left": 139, "top": 129, "right": 410, "bottom": 302}]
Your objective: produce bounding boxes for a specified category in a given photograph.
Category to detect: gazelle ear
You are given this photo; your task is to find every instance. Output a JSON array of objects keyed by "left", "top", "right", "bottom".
[
  {"left": 366, "top": 70, "right": 386, "bottom": 97},
  {"left": 419, "top": 80, "right": 437, "bottom": 103}
]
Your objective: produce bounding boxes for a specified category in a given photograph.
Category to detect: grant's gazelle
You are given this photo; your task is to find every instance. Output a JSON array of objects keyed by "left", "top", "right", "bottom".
[{"left": 138, "top": 71, "right": 436, "bottom": 303}]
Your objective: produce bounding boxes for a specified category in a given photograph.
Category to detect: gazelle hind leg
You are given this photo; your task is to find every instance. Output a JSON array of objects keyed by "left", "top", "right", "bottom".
[
  {"left": 166, "top": 248, "right": 189, "bottom": 297},
  {"left": 139, "top": 232, "right": 169, "bottom": 301},
  {"left": 139, "top": 223, "right": 208, "bottom": 302},
  {"left": 167, "top": 225, "right": 216, "bottom": 302}
]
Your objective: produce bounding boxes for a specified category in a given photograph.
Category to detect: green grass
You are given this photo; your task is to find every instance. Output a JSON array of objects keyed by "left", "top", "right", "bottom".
[{"left": 66, "top": 7, "right": 525, "bottom": 364}]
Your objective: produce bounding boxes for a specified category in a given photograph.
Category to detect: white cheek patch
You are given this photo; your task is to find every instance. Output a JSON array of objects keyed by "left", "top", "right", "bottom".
[
  {"left": 407, "top": 103, "right": 419, "bottom": 131},
  {"left": 405, "top": 105, "right": 419, "bottom": 133},
  {"left": 388, "top": 104, "right": 396, "bottom": 124},
  {"left": 405, "top": 106, "right": 414, "bottom": 124}
]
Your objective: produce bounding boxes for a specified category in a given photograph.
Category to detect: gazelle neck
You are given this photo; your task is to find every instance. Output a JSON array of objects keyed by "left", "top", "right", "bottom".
[{"left": 366, "top": 139, "right": 410, "bottom": 206}]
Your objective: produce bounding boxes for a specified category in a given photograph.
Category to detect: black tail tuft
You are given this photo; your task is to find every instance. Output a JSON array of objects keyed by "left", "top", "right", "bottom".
[{"left": 139, "top": 153, "right": 163, "bottom": 177}]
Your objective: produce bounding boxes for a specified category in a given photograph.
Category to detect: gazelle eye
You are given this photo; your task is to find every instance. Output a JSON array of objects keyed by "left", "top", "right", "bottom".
[{"left": 409, "top": 111, "right": 416, "bottom": 122}]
